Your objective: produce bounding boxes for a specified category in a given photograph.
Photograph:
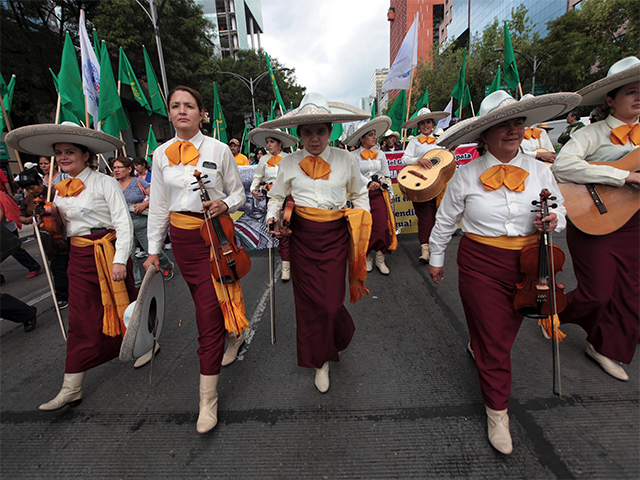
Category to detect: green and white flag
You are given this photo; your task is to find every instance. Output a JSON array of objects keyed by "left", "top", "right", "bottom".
[
  {"left": 98, "top": 41, "right": 129, "bottom": 137},
  {"left": 119, "top": 47, "right": 152, "bottom": 114},
  {"left": 143, "top": 45, "right": 167, "bottom": 117}
]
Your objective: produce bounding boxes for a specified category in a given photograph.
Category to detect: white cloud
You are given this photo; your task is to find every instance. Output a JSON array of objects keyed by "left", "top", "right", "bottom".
[{"left": 260, "top": 0, "right": 390, "bottom": 108}]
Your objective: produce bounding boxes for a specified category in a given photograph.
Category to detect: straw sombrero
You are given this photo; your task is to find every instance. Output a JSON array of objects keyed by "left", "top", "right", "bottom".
[
  {"left": 5, "top": 122, "right": 124, "bottom": 156},
  {"left": 577, "top": 56, "right": 640, "bottom": 106},
  {"left": 248, "top": 127, "right": 298, "bottom": 149},
  {"left": 260, "top": 93, "right": 370, "bottom": 129},
  {"left": 401, "top": 107, "right": 449, "bottom": 130},
  {"left": 343, "top": 116, "right": 392, "bottom": 147},
  {"left": 536, "top": 123, "right": 553, "bottom": 131},
  {"left": 437, "top": 91, "right": 581, "bottom": 148},
  {"left": 382, "top": 129, "right": 400, "bottom": 140}
]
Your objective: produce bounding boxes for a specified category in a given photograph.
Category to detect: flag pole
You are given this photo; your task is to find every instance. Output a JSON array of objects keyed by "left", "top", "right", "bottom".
[
  {"left": 470, "top": 98, "right": 476, "bottom": 117},
  {"left": 517, "top": 82, "right": 524, "bottom": 99},
  {"left": 54, "top": 94, "right": 61, "bottom": 124},
  {"left": 0, "top": 86, "right": 23, "bottom": 171}
]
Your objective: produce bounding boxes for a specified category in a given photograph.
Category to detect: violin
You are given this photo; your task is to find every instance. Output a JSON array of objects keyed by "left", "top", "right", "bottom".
[
  {"left": 513, "top": 189, "right": 566, "bottom": 318},
  {"left": 33, "top": 198, "right": 64, "bottom": 242},
  {"left": 192, "top": 170, "right": 251, "bottom": 284},
  {"left": 273, "top": 196, "right": 294, "bottom": 237}
]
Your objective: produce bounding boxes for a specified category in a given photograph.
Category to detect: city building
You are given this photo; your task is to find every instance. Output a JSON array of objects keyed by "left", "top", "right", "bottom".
[
  {"left": 371, "top": 68, "right": 390, "bottom": 111},
  {"left": 440, "top": 0, "right": 585, "bottom": 44},
  {"left": 194, "top": 0, "right": 264, "bottom": 58},
  {"left": 388, "top": 0, "right": 445, "bottom": 65}
]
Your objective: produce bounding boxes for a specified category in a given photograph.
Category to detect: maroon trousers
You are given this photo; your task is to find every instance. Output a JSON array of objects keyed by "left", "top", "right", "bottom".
[
  {"left": 458, "top": 235, "right": 524, "bottom": 411},
  {"left": 367, "top": 189, "right": 392, "bottom": 254},
  {"left": 65, "top": 231, "right": 137, "bottom": 373},
  {"left": 413, "top": 199, "right": 437, "bottom": 244},
  {"left": 278, "top": 236, "right": 290, "bottom": 261},
  {"left": 290, "top": 212, "right": 355, "bottom": 369},
  {"left": 561, "top": 213, "right": 640, "bottom": 364},
  {"left": 170, "top": 223, "right": 227, "bottom": 375}
]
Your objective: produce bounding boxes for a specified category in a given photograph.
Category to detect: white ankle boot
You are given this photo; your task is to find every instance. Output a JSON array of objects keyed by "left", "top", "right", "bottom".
[
  {"left": 419, "top": 244, "right": 430, "bottom": 264},
  {"left": 221, "top": 333, "right": 245, "bottom": 366},
  {"left": 486, "top": 406, "right": 513, "bottom": 454},
  {"left": 375, "top": 251, "right": 389, "bottom": 275},
  {"left": 39, "top": 372, "right": 86, "bottom": 411},
  {"left": 197, "top": 374, "right": 219, "bottom": 434},
  {"left": 586, "top": 344, "right": 629, "bottom": 381},
  {"left": 281, "top": 261, "right": 291, "bottom": 281},
  {"left": 314, "top": 362, "right": 330, "bottom": 393},
  {"left": 366, "top": 251, "right": 374, "bottom": 272}
]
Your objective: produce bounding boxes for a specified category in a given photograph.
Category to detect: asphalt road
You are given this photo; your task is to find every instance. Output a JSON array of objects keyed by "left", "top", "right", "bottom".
[{"left": 1, "top": 231, "right": 638, "bottom": 479}]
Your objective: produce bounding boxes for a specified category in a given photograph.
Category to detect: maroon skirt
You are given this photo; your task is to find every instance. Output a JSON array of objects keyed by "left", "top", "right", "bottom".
[
  {"left": 170, "top": 222, "right": 227, "bottom": 375},
  {"left": 289, "top": 212, "right": 355, "bottom": 368},
  {"left": 65, "top": 231, "right": 137, "bottom": 373},
  {"left": 367, "top": 189, "right": 392, "bottom": 254},
  {"left": 413, "top": 199, "right": 437, "bottom": 244},
  {"left": 457, "top": 235, "right": 525, "bottom": 411},
  {"left": 561, "top": 212, "right": 639, "bottom": 364}
]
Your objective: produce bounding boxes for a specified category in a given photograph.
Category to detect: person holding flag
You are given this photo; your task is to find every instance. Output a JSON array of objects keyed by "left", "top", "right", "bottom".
[{"left": 400, "top": 108, "right": 449, "bottom": 263}]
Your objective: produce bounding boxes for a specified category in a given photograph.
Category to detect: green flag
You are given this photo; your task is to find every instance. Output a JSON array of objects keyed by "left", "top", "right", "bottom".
[
  {"left": 212, "top": 82, "right": 228, "bottom": 143},
  {"left": 370, "top": 99, "right": 377, "bottom": 119},
  {"left": 503, "top": 22, "right": 521, "bottom": 91},
  {"left": 119, "top": 47, "right": 152, "bottom": 114},
  {"left": 456, "top": 85, "right": 472, "bottom": 117},
  {"left": 0, "top": 74, "right": 15, "bottom": 132},
  {"left": 415, "top": 88, "right": 429, "bottom": 110},
  {"left": 268, "top": 100, "right": 276, "bottom": 121},
  {"left": 59, "top": 31, "right": 86, "bottom": 124},
  {"left": 255, "top": 109, "right": 262, "bottom": 127},
  {"left": 487, "top": 66, "right": 502, "bottom": 97},
  {"left": 92, "top": 29, "right": 101, "bottom": 63},
  {"left": 242, "top": 122, "right": 251, "bottom": 155},
  {"left": 330, "top": 123, "right": 343, "bottom": 142},
  {"left": 450, "top": 49, "right": 467, "bottom": 102},
  {"left": 49, "top": 69, "right": 82, "bottom": 125},
  {"left": 387, "top": 90, "right": 407, "bottom": 134},
  {"left": 265, "top": 53, "right": 286, "bottom": 112},
  {"left": 146, "top": 125, "right": 158, "bottom": 164},
  {"left": 0, "top": 73, "right": 7, "bottom": 98},
  {"left": 143, "top": 45, "right": 167, "bottom": 117},
  {"left": 98, "top": 41, "right": 129, "bottom": 137}
]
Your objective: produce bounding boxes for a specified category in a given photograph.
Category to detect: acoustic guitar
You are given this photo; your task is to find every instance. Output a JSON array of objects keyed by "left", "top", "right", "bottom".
[
  {"left": 397, "top": 148, "right": 456, "bottom": 202},
  {"left": 559, "top": 149, "right": 640, "bottom": 235}
]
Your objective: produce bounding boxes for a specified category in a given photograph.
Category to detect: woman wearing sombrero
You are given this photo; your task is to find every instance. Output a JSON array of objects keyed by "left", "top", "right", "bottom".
[
  {"left": 431, "top": 90, "right": 580, "bottom": 454},
  {"left": 344, "top": 116, "right": 397, "bottom": 275},
  {"left": 261, "top": 92, "right": 371, "bottom": 393},
  {"left": 144, "top": 85, "right": 247, "bottom": 434},
  {"left": 552, "top": 57, "right": 640, "bottom": 381},
  {"left": 400, "top": 108, "right": 449, "bottom": 263},
  {"left": 248, "top": 127, "right": 297, "bottom": 282},
  {"left": 5, "top": 122, "right": 136, "bottom": 411}
]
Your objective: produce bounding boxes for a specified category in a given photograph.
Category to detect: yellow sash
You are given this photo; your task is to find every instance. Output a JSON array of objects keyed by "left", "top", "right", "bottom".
[
  {"left": 464, "top": 232, "right": 539, "bottom": 250},
  {"left": 295, "top": 206, "right": 372, "bottom": 303},
  {"left": 381, "top": 190, "right": 397, "bottom": 251},
  {"left": 70, "top": 232, "right": 130, "bottom": 337},
  {"left": 170, "top": 212, "right": 248, "bottom": 335}
]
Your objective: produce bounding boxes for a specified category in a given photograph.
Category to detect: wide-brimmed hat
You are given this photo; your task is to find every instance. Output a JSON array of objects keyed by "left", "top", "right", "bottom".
[
  {"left": 343, "top": 116, "right": 392, "bottom": 147},
  {"left": 248, "top": 127, "right": 298, "bottom": 149},
  {"left": 577, "top": 56, "right": 640, "bottom": 106},
  {"left": 5, "top": 122, "right": 124, "bottom": 156},
  {"left": 401, "top": 107, "right": 449, "bottom": 130},
  {"left": 437, "top": 90, "right": 581, "bottom": 148},
  {"left": 382, "top": 129, "right": 400, "bottom": 140},
  {"left": 536, "top": 123, "right": 553, "bottom": 131},
  {"left": 260, "top": 93, "right": 370, "bottom": 129}
]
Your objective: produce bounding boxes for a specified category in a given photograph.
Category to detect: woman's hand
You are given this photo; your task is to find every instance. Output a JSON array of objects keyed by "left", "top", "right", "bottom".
[
  {"left": 267, "top": 216, "right": 291, "bottom": 238},
  {"left": 133, "top": 201, "right": 149, "bottom": 215},
  {"left": 143, "top": 254, "right": 160, "bottom": 272},
  {"left": 625, "top": 172, "right": 640, "bottom": 185},
  {"left": 112, "top": 263, "right": 127, "bottom": 282},
  {"left": 418, "top": 157, "right": 434, "bottom": 169},
  {"left": 252, "top": 188, "right": 263, "bottom": 200},
  {"left": 203, "top": 200, "right": 229, "bottom": 217},
  {"left": 368, "top": 181, "right": 381, "bottom": 190},
  {"left": 536, "top": 151, "right": 556, "bottom": 163},
  {"left": 534, "top": 212, "right": 558, "bottom": 232},
  {"left": 429, "top": 266, "right": 444, "bottom": 284}
]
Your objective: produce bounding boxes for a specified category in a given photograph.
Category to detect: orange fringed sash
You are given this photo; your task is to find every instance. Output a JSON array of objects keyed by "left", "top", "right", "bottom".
[
  {"left": 295, "top": 205, "right": 372, "bottom": 303},
  {"left": 170, "top": 212, "right": 249, "bottom": 335},
  {"left": 538, "top": 314, "right": 566, "bottom": 342},
  {"left": 70, "top": 232, "right": 130, "bottom": 337},
  {"left": 381, "top": 190, "right": 397, "bottom": 251}
]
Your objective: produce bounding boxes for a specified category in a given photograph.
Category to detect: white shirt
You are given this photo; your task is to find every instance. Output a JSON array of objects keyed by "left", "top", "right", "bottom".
[
  {"left": 552, "top": 115, "right": 637, "bottom": 186},
  {"left": 401, "top": 136, "right": 441, "bottom": 165},
  {"left": 352, "top": 146, "right": 391, "bottom": 181},
  {"left": 267, "top": 146, "right": 370, "bottom": 220},
  {"left": 520, "top": 128, "right": 555, "bottom": 158},
  {"left": 147, "top": 131, "right": 246, "bottom": 254},
  {"left": 429, "top": 152, "right": 567, "bottom": 268},
  {"left": 250, "top": 152, "right": 287, "bottom": 192},
  {"left": 55, "top": 167, "right": 133, "bottom": 265}
]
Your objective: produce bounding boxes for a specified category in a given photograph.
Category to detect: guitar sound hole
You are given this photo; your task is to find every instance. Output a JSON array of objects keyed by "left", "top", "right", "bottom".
[
  {"left": 415, "top": 183, "right": 421, "bottom": 187},
  {"left": 401, "top": 175, "right": 407, "bottom": 180}
]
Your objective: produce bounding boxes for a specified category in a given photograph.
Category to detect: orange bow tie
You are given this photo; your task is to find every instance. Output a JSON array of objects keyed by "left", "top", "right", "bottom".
[
  {"left": 166, "top": 141, "right": 200, "bottom": 166},
  {"left": 267, "top": 155, "right": 283, "bottom": 167},
  {"left": 360, "top": 149, "right": 378, "bottom": 160},
  {"left": 418, "top": 136, "right": 436, "bottom": 144},
  {"left": 299, "top": 156, "right": 331, "bottom": 180},
  {"left": 523, "top": 128, "right": 542, "bottom": 140},
  {"left": 54, "top": 178, "right": 85, "bottom": 197},
  {"left": 611, "top": 124, "right": 640, "bottom": 146},
  {"left": 479, "top": 164, "right": 529, "bottom": 192}
]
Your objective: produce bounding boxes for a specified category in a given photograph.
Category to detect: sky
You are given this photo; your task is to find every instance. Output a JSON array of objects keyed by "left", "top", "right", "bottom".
[{"left": 260, "top": 0, "right": 391, "bottom": 109}]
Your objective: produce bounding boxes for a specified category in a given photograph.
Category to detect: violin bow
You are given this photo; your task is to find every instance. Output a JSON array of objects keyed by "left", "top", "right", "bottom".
[
  {"left": 268, "top": 223, "right": 276, "bottom": 344},
  {"left": 32, "top": 214, "right": 67, "bottom": 341}
]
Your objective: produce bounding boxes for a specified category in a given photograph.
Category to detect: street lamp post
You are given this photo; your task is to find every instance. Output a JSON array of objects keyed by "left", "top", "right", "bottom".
[{"left": 495, "top": 48, "right": 546, "bottom": 95}]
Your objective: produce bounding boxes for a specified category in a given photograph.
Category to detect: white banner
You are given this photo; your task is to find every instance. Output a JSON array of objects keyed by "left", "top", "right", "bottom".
[
  {"left": 79, "top": 10, "right": 100, "bottom": 127},
  {"left": 381, "top": 13, "right": 419, "bottom": 93}
]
